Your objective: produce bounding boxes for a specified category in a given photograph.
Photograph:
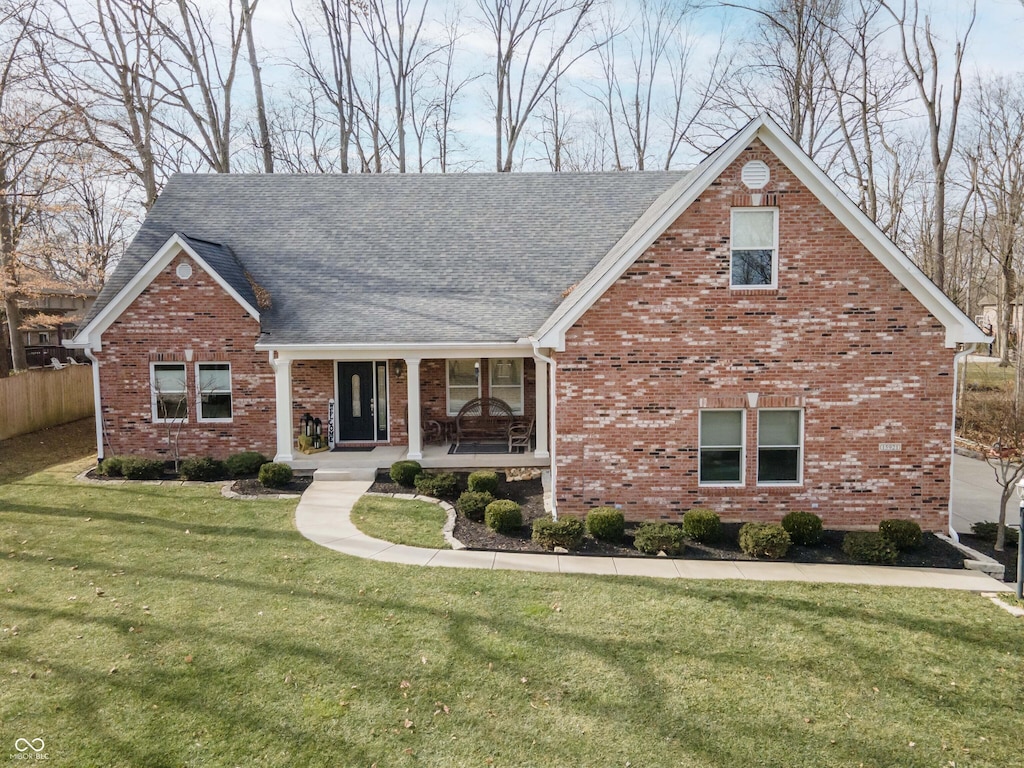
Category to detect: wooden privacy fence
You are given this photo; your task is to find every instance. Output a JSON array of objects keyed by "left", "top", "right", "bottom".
[{"left": 0, "top": 365, "right": 94, "bottom": 441}]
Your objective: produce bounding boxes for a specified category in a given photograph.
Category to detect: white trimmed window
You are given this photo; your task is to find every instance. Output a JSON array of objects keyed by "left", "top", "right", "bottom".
[
  {"left": 731, "top": 208, "right": 778, "bottom": 288},
  {"left": 757, "top": 409, "right": 802, "bottom": 484},
  {"left": 197, "top": 362, "right": 232, "bottom": 421},
  {"left": 152, "top": 363, "right": 188, "bottom": 422},
  {"left": 489, "top": 358, "right": 523, "bottom": 414},
  {"left": 447, "top": 359, "right": 480, "bottom": 416},
  {"left": 699, "top": 410, "right": 744, "bottom": 485}
]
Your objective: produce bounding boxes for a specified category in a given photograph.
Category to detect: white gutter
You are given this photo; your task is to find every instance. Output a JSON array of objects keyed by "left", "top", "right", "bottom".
[
  {"left": 948, "top": 343, "right": 979, "bottom": 541},
  {"left": 529, "top": 338, "right": 558, "bottom": 520}
]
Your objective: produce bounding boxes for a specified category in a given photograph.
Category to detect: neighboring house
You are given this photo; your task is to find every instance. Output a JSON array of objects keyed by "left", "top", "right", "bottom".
[
  {"left": 2, "top": 287, "right": 97, "bottom": 368},
  {"left": 68, "top": 115, "right": 989, "bottom": 532}
]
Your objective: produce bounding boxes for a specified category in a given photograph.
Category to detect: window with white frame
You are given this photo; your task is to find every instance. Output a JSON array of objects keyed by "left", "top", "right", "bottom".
[
  {"left": 197, "top": 362, "right": 232, "bottom": 421},
  {"left": 152, "top": 363, "right": 188, "bottom": 422},
  {"left": 757, "top": 409, "right": 802, "bottom": 484},
  {"left": 731, "top": 208, "right": 778, "bottom": 287},
  {"left": 489, "top": 358, "right": 523, "bottom": 414},
  {"left": 699, "top": 410, "right": 744, "bottom": 485},
  {"left": 447, "top": 359, "right": 480, "bottom": 415}
]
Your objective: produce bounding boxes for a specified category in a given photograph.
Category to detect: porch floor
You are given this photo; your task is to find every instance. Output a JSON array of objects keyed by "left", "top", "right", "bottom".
[{"left": 289, "top": 442, "right": 549, "bottom": 480}]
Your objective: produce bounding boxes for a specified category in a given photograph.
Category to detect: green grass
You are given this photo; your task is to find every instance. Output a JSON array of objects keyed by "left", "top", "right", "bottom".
[
  {"left": 1, "top": 431, "right": 1023, "bottom": 766},
  {"left": 351, "top": 495, "right": 450, "bottom": 549}
]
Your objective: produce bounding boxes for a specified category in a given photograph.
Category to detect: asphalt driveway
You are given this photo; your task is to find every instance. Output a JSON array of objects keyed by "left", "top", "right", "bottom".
[{"left": 952, "top": 453, "right": 1022, "bottom": 534}]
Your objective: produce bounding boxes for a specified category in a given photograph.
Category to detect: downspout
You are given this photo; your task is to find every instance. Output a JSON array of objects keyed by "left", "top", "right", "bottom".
[
  {"left": 85, "top": 346, "right": 105, "bottom": 462},
  {"left": 529, "top": 338, "right": 558, "bottom": 520},
  {"left": 948, "top": 343, "right": 978, "bottom": 542}
]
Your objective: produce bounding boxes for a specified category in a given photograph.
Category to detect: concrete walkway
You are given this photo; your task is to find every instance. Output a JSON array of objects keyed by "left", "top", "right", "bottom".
[{"left": 295, "top": 480, "right": 1010, "bottom": 592}]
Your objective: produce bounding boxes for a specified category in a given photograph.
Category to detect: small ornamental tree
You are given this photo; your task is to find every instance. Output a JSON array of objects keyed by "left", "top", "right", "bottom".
[{"left": 970, "top": 389, "right": 1024, "bottom": 551}]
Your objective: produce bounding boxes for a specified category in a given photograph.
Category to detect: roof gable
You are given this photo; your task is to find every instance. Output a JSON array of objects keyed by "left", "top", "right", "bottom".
[
  {"left": 71, "top": 232, "right": 260, "bottom": 349},
  {"left": 534, "top": 114, "right": 989, "bottom": 350}
]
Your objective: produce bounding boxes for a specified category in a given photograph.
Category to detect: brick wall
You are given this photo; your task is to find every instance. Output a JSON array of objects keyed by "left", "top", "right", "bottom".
[
  {"left": 95, "top": 252, "right": 275, "bottom": 459},
  {"left": 555, "top": 140, "right": 955, "bottom": 532}
]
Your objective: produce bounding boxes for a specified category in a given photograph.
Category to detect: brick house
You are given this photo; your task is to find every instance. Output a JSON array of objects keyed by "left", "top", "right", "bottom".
[{"left": 68, "top": 115, "right": 988, "bottom": 532}]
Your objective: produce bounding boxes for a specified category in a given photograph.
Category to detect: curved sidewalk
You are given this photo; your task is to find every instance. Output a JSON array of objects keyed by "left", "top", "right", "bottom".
[{"left": 295, "top": 480, "right": 1010, "bottom": 592}]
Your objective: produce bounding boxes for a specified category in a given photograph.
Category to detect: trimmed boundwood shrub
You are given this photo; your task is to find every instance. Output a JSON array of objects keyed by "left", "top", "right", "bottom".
[
  {"left": 842, "top": 531, "right": 898, "bottom": 564},
  {"left": 586, "top": 507, "right": 625, "bottom": 543},
  {"left": 531, "top": 517, "right": 584, "bottom": 551},
  {"left": 633, "top": 522, "right": 685, "bottom": 555},
  {"left": 98, "top": 456, "right": 125, "bottom": 477},
  {"left": 414, "top": 472, "right": 459, "bottom": 500},
  {"left": 389, "top": 460, "right": 422, "bottom": 487},
  {"left": 225, "top": 451, "right": 268, "bottom": 477},
  {"left": 120, "top": 457, "right": 166, "bottom": 481},
  {"left": 682, "top": 509, "right": 721, "bottom": 543},
  {"left": 738, "top": 523, "right": 791, "bottom": 559},
  {"left": 781, "top": 511, "right": 824, "bottom": 546},
  {"left": 484, "top": 500, "right": 522, "bottom": 534},
  {"left": 456, "top": 490, "right": 495, "bottom": 522},
  {"left": 467, "top": 470, "right": 499, "bottom": 494},
  {"left": 258, "top": 462, "right": 294, "bottom": 489},
  {"left": 878, "top": 519, "right": 923, "bottom": 551},
  {"left": 179, "top": 457, "right": 228, "bottom": 481}
]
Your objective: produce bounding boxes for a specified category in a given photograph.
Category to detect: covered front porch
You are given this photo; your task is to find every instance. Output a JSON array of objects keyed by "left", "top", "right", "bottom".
[{"left": 261, "top": 342, "right": 553, "bottom": 472}]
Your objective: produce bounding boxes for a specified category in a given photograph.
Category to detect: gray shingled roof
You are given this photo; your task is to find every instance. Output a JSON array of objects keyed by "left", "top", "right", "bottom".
[
  {"left": 176, "top": 233, "right": 259, "bottom": 313},
  {"left": 86, "top": 171, "right": 691, "bottom": 345}
]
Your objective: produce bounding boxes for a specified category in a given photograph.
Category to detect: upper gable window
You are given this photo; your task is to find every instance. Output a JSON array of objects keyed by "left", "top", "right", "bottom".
[{"left": 731, "top": 208, "right": 778, "bottom": 288}]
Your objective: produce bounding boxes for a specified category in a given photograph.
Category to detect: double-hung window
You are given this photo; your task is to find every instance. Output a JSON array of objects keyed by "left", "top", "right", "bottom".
[
  {"left": 757, "top": 409, "right": 802, "bottom": 484},
  {"left": 731, "top": 208, "right": 778, "bottom": 288},
  {"left": 699, "top": 410, "right": 744, "bottom": 485},
  {"left": 197, "top": 362, "right": 232, "bottom": 421},
  {"left": 489, "top": 358, "right": 523, "bottom": 414},
  {"left": 447, "top": 359, "right": 480, "bottom": 416},
  {"left": 152, "top": 363, "right": 188, "bottom": 422}
]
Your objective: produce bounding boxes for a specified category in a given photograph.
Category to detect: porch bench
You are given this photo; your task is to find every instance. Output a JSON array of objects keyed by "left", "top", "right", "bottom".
[{"left": 454, "top": 397, "right": 515, "bottom": 448}]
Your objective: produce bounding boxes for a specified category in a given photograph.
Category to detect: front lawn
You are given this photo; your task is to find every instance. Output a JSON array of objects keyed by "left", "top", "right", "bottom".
[
  {"left": 2, "top": 455, "right": 1022, "bottom": 766},
  {"left": 351, "top": 495, "right": 450, "bottom": 549}
]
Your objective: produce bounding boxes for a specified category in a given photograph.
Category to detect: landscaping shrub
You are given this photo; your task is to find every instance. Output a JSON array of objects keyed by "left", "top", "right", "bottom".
[
  {"left": 120, "top": 457, "right": 166, "bottom": 481},
  {"left": 414, "top": 472, "right": 459, "bottom": 499},
  {"left": 682, "top": 508, "right": 721, "bottom": 543},
  {"left": 878, "top": 519, "right": 923, "bottom": 551},
  {"left": 179, "top": 457, "right": 228, "bottom": 481},
  {"left": 531, "top": 517, "right": 584, "bottom": 551},
  {"left": 456, "top": 490, "right": 495, "bottom": 522},
  {"left": 389, "top": 460, "right": 422, "bottom": 487},
  {"left": 738, "top": 522, "right": 791, "bottom": 559},
  {"left": 633, "top": 521, "right": 685, "bottom": 556},
  {"left": 258, "top": 462, "right": 293, "bottom": 489},
  {"left": 467, "top": 470, "right": 499, "bottom": 495},
  {"left": 842, "top": 531, "right": 898, "bottom": 564},
  {"left": 781, "top": 511, "right": 824, "bottom": 546},
  {"left": 484, "top": 500, "right": 522, "bottom": 534},
  {"left": 970, "top": 521, "right": 1019, "bottom": 545},
  {"left": 586, "top": 507, "right": 625, "bottom": 543},
  {"left": 98, "top": 456, "right": 125, "bottom": 477},
  {"left": 225, "top": 451, "right": 268, "bottom": 477}
]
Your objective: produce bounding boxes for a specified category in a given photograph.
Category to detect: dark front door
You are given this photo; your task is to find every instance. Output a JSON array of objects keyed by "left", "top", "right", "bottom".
[{"left": 338, "top": 362, "right": 375, "bottom": 441}]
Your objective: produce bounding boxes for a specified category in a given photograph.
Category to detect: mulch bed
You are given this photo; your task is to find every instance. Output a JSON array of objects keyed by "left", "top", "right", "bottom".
[
  {"left": 368, "top": 470, "right": 969, "bottom": 570},
  {"left": 84, "top": 466, "right": 313, "bottom": 496}
]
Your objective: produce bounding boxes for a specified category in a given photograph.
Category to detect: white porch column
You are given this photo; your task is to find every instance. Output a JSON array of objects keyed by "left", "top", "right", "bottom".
[
  {"left": 406, "top": 357, "right": 422, "bottom": 460},
  {"left": 273, "top": 355, "right": 294, "bottom": 462},
  {"left": 534, "top": 356, "right": 550, "bottom": 458}
]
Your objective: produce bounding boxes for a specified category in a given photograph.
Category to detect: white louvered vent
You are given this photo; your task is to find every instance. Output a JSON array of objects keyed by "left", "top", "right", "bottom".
[
  {"left": 176, "top": 262, "right": 193, "bottom": 280},
  {"left": 741, "top": 160, "right": 770, "bottom": 190}
]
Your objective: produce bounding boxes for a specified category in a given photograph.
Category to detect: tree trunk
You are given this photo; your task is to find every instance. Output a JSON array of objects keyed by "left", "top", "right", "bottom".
[{"left": 242, "top": 0, "right": 274, "bottom": 172}]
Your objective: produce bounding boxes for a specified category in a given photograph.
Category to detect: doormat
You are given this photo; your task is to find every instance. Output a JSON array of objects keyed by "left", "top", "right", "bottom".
[
  {"left": 332, "top": 446, "right": 375, "bottom": 452},
  {"left": 448, "top": 442, "right": 511, "bottom": 455}
]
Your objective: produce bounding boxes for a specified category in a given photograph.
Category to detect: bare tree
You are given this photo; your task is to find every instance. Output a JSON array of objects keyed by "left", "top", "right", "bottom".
[
  {"left": 241, "top": 0, "right": 273, "bottom": 172},
  {"left": 476, "top": 0, "right": 602, "bottom": 172},
  {"left": 882, "top": 0, "right": 975, "bottom": 293}
]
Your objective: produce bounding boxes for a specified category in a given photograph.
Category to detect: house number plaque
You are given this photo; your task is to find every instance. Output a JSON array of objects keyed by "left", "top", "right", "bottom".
[{"left": 878, "top": 443, "right": 902, "bottom": 452}]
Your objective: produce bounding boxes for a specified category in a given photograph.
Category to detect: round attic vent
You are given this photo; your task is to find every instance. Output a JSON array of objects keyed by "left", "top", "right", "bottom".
[
  {"left": 176, "top": 262, "right": 193, "bottom": 280},
  {"left": 741, "top": 160, "right": 770, "bottom": 190}
]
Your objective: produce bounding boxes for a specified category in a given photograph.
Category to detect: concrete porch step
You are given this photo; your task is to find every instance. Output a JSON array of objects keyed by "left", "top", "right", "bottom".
[{"left": 313, "top": 467, "right": 377, "bottom": 482}]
